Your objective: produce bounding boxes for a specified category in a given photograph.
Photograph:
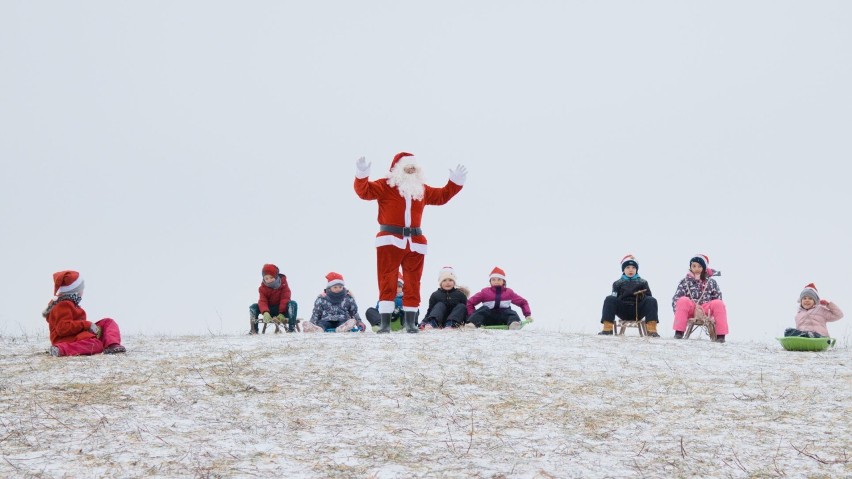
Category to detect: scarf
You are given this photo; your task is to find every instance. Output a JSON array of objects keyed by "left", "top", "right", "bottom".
[
  {"left": 264, "top": 276, "right": 282, "bottom": 290},
  {"left": 621, "top": 274, "right": 642, "bottom": 281},
  {"left": 42, "top": 293, "right": 83, "bottom": 318},
  {"left": 326, "top": 288, "right": 347, "bottom": 305}
]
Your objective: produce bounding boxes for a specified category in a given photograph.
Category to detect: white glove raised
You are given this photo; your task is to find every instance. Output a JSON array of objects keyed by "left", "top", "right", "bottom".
[
  {"left": 355, "top": 156, "right": 371, "bottom": 178},
  {"left": 448, "top": 164, "right": 468, "bottom": 185}
]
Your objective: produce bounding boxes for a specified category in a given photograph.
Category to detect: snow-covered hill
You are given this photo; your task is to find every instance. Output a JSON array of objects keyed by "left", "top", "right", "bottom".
[{"left": 1, "top": 330, "right": 849, "bottom": 478}]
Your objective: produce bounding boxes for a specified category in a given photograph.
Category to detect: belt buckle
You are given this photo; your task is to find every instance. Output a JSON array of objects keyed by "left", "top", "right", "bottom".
[{"left": 402, "top": 227, "right": 412, "bottom": 237}]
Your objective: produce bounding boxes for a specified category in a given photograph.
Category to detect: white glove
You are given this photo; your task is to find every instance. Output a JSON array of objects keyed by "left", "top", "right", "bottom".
[
  {"left": 448, "top": 164, "right": 468, "bottom": 185},
  {"left": 355, "top": 156, "right": 371, "bottom": 178}
]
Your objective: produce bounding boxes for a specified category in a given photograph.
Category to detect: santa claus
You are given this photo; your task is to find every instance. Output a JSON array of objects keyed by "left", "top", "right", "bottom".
[{"left": 354, "top": 152, "right": 467, "bottom": 333}]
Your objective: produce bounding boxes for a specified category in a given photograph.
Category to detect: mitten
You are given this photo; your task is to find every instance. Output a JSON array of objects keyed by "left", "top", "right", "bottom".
[
  {"left": 820, "top": 299, "right": 830, "bottom": 306},
  {"left": 89, "top": 323, "right": 102, "bottom": 338},
  {"left": 276, "top": 314, "right": 287, "bottom": 324},
  {"left": 262, "top": 312, "right": 272, "bottom": 322},
  {"left": 448, "top": 164, "right": 468, "bottom": 185}
]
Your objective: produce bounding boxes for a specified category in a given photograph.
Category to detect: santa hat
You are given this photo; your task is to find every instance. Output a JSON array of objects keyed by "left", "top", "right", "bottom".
[
  {"left": 262, "top": 264, "right": 279, "bottom": 277},
  {"left": 799, "top": 283, "right": 820, "bottom": 302},
  {"left": 389, "top": 151, "right": 414, "bottom": 172},
  {"left": 53, "top": 270, "right": 84, "bottom": 296},
  {"left": 690, "top": 254, "right": 709, "bottom": 270},
  {"left": 325, "top": 272, "right": 345, "bottom": 288},
  {"left": 438, "top": 266, "right": 457, "bottom": 285},
  {"left": 397, "top": 271, "right": 404, "bottom": 286},
  {"left": 489, "top": 267, "right": 506, "bottom": 282},
  {"left": 621, "top": 254, "right": 639, "bottom": 272}
]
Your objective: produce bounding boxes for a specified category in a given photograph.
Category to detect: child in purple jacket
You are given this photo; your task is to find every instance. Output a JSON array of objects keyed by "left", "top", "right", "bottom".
[
  {"left": 465, "top": 267, "right": 534, "bottom": 330},
  {"left": 784, "top": 283, "right": 843, "bottom": 338}
]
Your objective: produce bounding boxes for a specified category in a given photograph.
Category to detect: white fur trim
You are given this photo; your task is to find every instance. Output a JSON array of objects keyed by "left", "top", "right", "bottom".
[
  {"left": 489, "top": 273, "right": 506, "bottom": 281},
  {"left": 378, "top": 300, "right": 396, "bottom": 314},
  {"left": 374, "top": 235, "right": 428, "bottom": 254},
  {"left": 403, "top": 306, "right": 418, "bottom": 312},
  {"left": 57, "top": 276, "right": 84, "bottom": 294},
  {"left": 326, "top": 279, "right": 345, "bottom": 288}
]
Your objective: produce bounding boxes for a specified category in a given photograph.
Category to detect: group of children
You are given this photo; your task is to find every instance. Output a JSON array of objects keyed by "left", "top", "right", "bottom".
[
  {"left": 253, "top": 264, "right": 535, "bottom": 334},
  {"left": 42, "top": 254, "right": 843, "bottom": 357},
  {"left": 598, "top": 254, "right": 844, "bottom": 342}
]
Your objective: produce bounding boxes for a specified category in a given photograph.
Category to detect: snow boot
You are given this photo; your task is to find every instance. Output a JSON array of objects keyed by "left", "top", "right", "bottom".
[
  {"left": 715, "top": 335, "right": 726, "bottom": 343},
  {"left": 674, "top": 331, "right": 684, "bottom": 339},
  {"left": 104, "top": 344, "right": 126, "bottom": 354},
  {"left": 508, "top": 321, "right": 522, "bottom": 330},
  {"left": 646, "top": 321, "right": 660, "bottom": 337},
  {"left": 598, "top": 321, "right": 614, "bottom": 335},
  {"left": 403, "top": 311, "right": 419, "bottom": 334},
  {"left": 377, "top": 313, "right": 392, "bottom": 334}
]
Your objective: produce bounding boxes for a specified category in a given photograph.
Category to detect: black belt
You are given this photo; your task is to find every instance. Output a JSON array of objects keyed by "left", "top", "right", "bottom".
[{"left": 379, "top": 225, "right": 423, "bottom": 237}]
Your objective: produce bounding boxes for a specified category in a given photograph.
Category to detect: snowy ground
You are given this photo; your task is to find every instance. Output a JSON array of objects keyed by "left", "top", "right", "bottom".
[{"left": 1, "top": 328, "right": 849, "bottom": 479}]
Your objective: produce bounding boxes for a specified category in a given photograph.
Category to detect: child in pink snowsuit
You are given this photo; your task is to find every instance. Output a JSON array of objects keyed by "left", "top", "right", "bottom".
[
  {"left": 784, "top": 283, "right": 843, "bottom": 338},
  {"left": 43, "top": 270, "right": 126, "bottom": 357},
  {"left": 671, "top": 254, "right": 729, "bottom": 342}
]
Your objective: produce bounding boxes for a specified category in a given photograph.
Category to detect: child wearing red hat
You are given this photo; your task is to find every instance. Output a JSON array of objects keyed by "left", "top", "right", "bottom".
[
  {"left": 421, "top": 266, "right": 469, "bottom": 330},
  {"left": 249, "top": 263, "right": 296, "bottom": 334},
  {"left": 671, "top": 254, "right": 729, "bottom": 342},
  {"left": 42, "top": 270, "right": 126, "bottom": 356},
  {"left": 784, "top": 283, "right": 844, "bottom": 338},
  {"left": 302, "top": 272, "right": 366, "bottom": 333},
  {"left": 465, "top": 267, "right": 533, "bottom": 329}
]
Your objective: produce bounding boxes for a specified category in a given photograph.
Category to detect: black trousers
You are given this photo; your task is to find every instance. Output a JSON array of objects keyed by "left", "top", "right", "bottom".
[
  {"left": 467, "top": 306, "right": 521, "bottom": 327},
  {"left": 424, "top": 303, "right": 467, "bottom": 327},
  {"left": 601, "top": 295, "right": 659, "bottom": 323}
]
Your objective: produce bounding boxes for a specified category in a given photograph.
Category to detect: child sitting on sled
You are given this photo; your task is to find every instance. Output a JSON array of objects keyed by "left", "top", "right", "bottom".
[
  {"left": 598, "top": 254, "right": 660, "bottom": 337},
  {"left": 365, "top": 272, "right": 404, "bottom": 331},
  {"left": 421, "top": 266, "right": 469, "bottom": 330},
  {"left": 466, "top": 267, "right": 533, "bottom": 329},
  {"left": 303, "top": 272, "right": 366, "bottom": 333},
  {"left": 784, "top": 283, "right": 843, "bottom": 338},
  {"left": 672, "top": 254, "right": 729, "bottom": 342},
  {"left": 249, "top": 263, "right": 296, "bottom": 334},
  {"left": 42, "top": 270, "right": 126, "bottom": 356}
]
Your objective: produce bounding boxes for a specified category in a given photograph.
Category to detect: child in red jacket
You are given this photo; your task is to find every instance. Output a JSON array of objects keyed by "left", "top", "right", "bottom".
[
  {"left": 249, "top": 263, "right": 297, "bottom": 334},
  {"left": 42, "top": 270, "right": 126, "bottom": 356}
]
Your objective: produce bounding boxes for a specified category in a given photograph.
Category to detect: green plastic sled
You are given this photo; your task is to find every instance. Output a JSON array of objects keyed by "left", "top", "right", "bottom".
[
  {"left": 776, "top": 336, "right": 836, "bottom": 352},
  {"left": 482, "top": 320, "right": 532, "bottom": 330}
]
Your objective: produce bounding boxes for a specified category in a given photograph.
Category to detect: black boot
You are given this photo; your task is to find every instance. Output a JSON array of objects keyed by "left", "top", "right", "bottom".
[
  {"left": 249, "top": 316, "right": 259, "bottom": 335},
  {"left": 377, "top": 313, "right": 391, "bottom": 334},
  {"left": 403, "top": 311, "right": 419, "bottom": 334}
]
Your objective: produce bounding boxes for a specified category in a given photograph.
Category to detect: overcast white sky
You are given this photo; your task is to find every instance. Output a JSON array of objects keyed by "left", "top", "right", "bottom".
[{"left": 2, "top": 1, "right": 850, "bottom": 343}]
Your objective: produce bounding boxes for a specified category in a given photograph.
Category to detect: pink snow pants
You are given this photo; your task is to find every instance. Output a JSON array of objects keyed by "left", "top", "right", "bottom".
[
  {"left": 672, "top": 297, "right": 729, "bottom": 335},
  {"left": 55, "top": 318, "right": 123, "bottom": 356}
]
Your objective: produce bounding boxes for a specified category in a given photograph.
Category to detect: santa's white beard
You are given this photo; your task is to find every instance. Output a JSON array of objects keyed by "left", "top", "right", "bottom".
[{"left": 388, "top": 167, "right": 425, "bottom": 200}]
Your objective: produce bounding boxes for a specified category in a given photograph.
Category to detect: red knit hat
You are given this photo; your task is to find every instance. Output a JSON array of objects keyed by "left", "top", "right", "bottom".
[
  {"left": 262, "top": 264, "right": 279, "bottom": 277},
  {"left": 326, "top": 272, "right": 345, "bottom": 288},
  {"left": 53, "top": 270, "right": 84, "bottom": 296},
  {"left": 489, "top": 267, "right": 506, "bottom": 281},
  {"left": 389, "top": 152, "right": 414, "bottom": 171}
]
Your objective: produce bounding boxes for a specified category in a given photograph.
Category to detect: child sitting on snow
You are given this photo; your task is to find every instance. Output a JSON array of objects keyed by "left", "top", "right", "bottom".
[
  {"left": 42, "top": 270, "right": 126, "bottom": 356},
  {"left": 364, "top": 272, "right": 404, "bottom": 331},
  {"left": 784, "top": 283, "right": 843, "bottom": 338},
  {"left": 303, "top": 272, "right": 366, "bottom": 333},
  {"left": 249, "top": 263, "right": 296, "bottom": 334},
  {"left": 598, "top": 254, "right": 660, "bottom": 337},
  {"left": 466, "top": 267, "right": 533, "bottom": 330},
  {"left": 421, "top": 266, "right": 469, "bottom": 330}
]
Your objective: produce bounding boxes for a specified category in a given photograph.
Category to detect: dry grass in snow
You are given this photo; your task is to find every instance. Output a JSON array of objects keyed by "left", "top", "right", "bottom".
[{"left": 0, "top": 329, "right": 850, "bottom": 478}]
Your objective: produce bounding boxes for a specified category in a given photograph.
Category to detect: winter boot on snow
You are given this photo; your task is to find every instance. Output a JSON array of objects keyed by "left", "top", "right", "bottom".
[
  {"left": 377, "top": 313, "right": 392, "bottom": 334},
  {"left": 674, "top": 330, "right": 684, "bottom": 339},
  {"left": 403, "top": 311, "right": 419, "bottom": 334},
  {"left": 715, "top": 335, "right": 726, "bottom": 343},
  {"left": 646, "top": 321, "right": 660, "bottom": 337},
  {"left": 598, "top": 321, "right": 614, "bottom": 335}
]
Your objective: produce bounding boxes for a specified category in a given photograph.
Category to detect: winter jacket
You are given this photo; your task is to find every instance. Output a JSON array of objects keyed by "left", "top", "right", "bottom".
[
  {"left": 45, "top": 299, "right": 96, "bottom": 345},
  {"left": 611, "top": 276, "right": 653, "bottom": 304},
  {"left": 425, "top": 287, "right": 469, "bottom": 319},
  {"left": 257, "top": 274, "right": 292, "bottom": 314},
  {"left": 310, "top": 291, "right": 362, "bottom": 326},
  {"left": 353, "top": 176, "right": 463, "bottom": 254},
  {"left": 466, "top": 286, "right": 531, "bottom": 317},
  {"left": 671, "top": 271, "right": 723, "bottom": 312},
  {"left": 795, "top": 302, "right": 843, "bottom": 337}
]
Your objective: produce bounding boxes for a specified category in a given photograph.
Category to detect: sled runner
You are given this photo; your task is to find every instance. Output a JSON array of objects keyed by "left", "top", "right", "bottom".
[
  {"left": 482, "top": 320, "right": 532, "bottom": 330},
  {"left": 776, "top": 336, "right": 836, "bottom": 352},
  {"left": 251, "top": 301, "right": 299, "bottom": 334}
]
